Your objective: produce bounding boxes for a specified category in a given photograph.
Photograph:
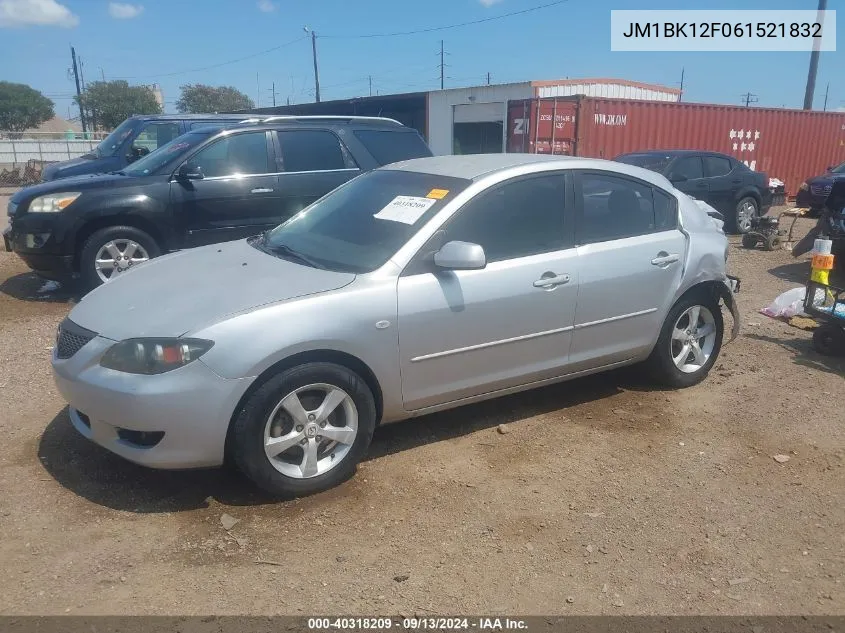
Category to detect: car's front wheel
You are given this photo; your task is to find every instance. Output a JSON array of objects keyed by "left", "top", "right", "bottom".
[
  {"left": 230, "top": 362, "right": 377, "bottom": 497},
  {"left": 647, "top": 292, "right": 724, "bottom": 388},
  {"left": 732, "top": 196, "right": 759, "bottom": 234},
  {"left": 79, "top": 225, "right": 160, "bottom": 290}
]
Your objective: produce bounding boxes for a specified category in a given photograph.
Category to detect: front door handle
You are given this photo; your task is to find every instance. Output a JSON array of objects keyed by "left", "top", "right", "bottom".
[
  {"left": 251, "top": 187, "right": 274, "bottom": 194},
  {"left": 651, "top": 252, "right": 680, "bottom": 267},
  {"left": 533, "top": 273, "right": 571, "bottom": 288}
]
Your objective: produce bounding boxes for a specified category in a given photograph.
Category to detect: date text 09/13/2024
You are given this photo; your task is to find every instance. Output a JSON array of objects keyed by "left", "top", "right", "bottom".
[{"left": 307, "top": 617, "right": 528, "bottom": 630}]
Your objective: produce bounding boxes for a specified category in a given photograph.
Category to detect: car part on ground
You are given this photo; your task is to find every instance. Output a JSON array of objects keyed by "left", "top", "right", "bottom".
[{"left": 51, "top": 154, "right": 740, "bottom": 496}]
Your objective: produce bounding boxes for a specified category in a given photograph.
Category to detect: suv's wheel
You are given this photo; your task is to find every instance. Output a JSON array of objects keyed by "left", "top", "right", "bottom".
[
  {"left": 647, "top": 292, "right": 724, "bottom": 388},
  {"left": 231, "top": 362, "right": 377, "bottom": 497},
  {"left": 79, "top": 226, "right": 160, "bottom": 290},
  {"left": 732, "top": 197, "right": 759, "bottom": 234}
]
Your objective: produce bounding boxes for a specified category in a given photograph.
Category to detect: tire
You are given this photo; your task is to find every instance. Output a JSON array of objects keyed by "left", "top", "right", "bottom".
[
  {"left": 230, "top": 362, "right": 377, "bottom": 497},
  {"left": 741, "top": 233, "right": 758, "bottom": 249},
  {"left": 79, "top": 225, "right": 160, "bottom": 290},
  {"left": 812, "top": 325, "right": 845, "bottom": 356},
  {"left": 646, "top": 291, "right": 724, "bottom": 388},
  {"left": 731, "top": 196, "right": 759, "bottom": 234},
  {"left": 764, "top": 233, "right": 781, "bottom": 251}
]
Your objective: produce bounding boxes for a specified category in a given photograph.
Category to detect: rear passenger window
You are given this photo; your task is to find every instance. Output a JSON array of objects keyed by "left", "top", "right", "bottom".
[
  {"left": 354, "top": 130, "right": 431, "bottom": 165},
  {"left": 578, "top": 173, "right": 657, "bottom": 242},
  {"left": 442, "top": 174, "right": 567, "bottom": 262},
  {"left": 653, "top": 188, "right": 678, "bottom": 230},
  {"left": 671, "top": 156, "right": 703, "bottom": 180},
  {"left": 277, "top": 130, "right": 353, "bottom": 172},
  {"left": 703, "top": 155, "right": 732, "bottom": 177}
]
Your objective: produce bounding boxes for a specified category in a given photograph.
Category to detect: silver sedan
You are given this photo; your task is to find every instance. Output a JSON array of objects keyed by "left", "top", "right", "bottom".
[{"left": 52, "top": 154, "right": 739, "bottom": 496}]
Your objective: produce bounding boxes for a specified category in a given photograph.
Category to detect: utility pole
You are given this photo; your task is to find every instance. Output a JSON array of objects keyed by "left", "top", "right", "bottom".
[
  {"left": 439, "top": 40, "right": 445, "bottom": 90},
  {"left": 70, "top": 46, "right": 87, "bottom": 135},
  {"left": 487, "top": 72, "right": 491, "bottom": 85},
  {"left": 822, "top": 82, "right": 830, "bottom": 111},
  {"left": 256, "top": 72, "right": 260, "bottom": 108},
  {"left": 99, "top": 67, "right": 105, "bottom": 81},
  {"left": 78, "top": 56, "right": 97, "bottom": 133},
  {"left": 679, "top": 67, "right": 685, "bottom": 102},
  {"left": 741, "top": 92, "right": 758, "bottom": 108},
  {"left": 304, "top": 27, "right": 321, "bottom": 102},
  {"left": 368, "top": 75, "right": 373, "bottom": 97},
  {"left": 803, "top": 0, "right": 827, "bottom": 110},
  {"left": 268, "top": 81, "right": 278, "bottom": 107}
]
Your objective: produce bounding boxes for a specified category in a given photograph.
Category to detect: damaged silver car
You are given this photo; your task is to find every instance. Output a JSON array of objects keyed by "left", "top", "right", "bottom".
[{"left": 52, "top": 154, "right": 740, "bottom": 496}]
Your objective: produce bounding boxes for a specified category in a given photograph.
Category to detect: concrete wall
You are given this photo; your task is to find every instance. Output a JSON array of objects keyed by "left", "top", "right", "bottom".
[{"left": 426, "top": 83, "right": 532, "bottom": 155}]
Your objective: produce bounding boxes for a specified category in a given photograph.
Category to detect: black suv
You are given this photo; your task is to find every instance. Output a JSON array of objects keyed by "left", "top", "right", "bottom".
[
  {"left": 4, "top": 116, "right": 432, "bottom": 288},
  {"left": 614, "top": 150, "right": 772, "bottom": 234}
]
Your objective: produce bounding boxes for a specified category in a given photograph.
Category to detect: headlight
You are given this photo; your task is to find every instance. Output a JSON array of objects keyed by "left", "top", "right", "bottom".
[
  {"left": 100, "top": 338, "right": 214, "bottom": 374},
  {"left": 799, "top": 182, "right": 809, "bottom": 192},
  {"left": 27, "top": 192, "right": 81, "bottom": 213}
]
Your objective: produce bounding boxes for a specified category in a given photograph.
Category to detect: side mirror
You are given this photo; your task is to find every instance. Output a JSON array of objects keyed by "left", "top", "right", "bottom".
[
  {"left": 433, "top": 240, "right": 486, "bottom": 271},
  {"left": 669, "top": 173, "right": 687, "bottom": 183},
  {"left": 178, "top": 163, "right": 204, "bottom": 180},
  {"left": 127, "top": 146, "right": 149, "bottom": 163}
]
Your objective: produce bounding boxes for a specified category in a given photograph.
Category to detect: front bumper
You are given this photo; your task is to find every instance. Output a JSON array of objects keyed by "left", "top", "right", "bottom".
[
  {"left": 52, "top": 335, "right": 254, "bottom": 469},
  {"left": 4, "top": 215, "right": 76, "bottom": 280}
]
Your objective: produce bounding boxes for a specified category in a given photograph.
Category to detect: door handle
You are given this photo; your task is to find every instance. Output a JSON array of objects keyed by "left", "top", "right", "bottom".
[
  {"left": 533, "top": 273, "right": 571, "bottom": 288},
  {"left": 251, "top": 187, "right": 274, "bottom": 194},
  {"left": 651, "top": 253, "right": 680, "bottom": 267}
]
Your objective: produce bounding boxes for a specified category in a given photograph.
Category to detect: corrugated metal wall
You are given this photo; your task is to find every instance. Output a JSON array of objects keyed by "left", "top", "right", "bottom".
[
  {"left": 535, "top": 82, "right": 679, "bottom": 102},
  {"left": 508, "top": 97, "right": 845, "bottom": 196}
]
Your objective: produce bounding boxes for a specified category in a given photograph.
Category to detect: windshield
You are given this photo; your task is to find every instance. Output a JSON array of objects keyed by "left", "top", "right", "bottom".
[
  {"left": 92, "top": 119, "right": 138, "bottom": 158},
  {"left": 831, "top": 162, "right": 845, "bottom": 174},
  {"left": 615, "top": 153, "right": 674, "bottom": 173},
  {"left": 123, "top": 130, "right": 217, "bottom": 177},
  {"left": 261, "top": 169, "right": 470, "bottom": 273}
]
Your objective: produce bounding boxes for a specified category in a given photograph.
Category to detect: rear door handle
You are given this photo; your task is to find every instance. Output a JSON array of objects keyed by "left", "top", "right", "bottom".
[
  {"left": 651, "top": 253, "right": 680, "bottom": 267},
  {"left": 533, "top": 273, "right": 571, "bottom": 288},
  {"left": 251, "top": 187, "right": 274, "bottom": 194}
]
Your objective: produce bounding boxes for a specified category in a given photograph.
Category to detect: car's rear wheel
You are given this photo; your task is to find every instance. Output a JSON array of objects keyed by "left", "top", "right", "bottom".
[
  {"left": 647, "top": 292, "right": 724, "bottom": 388},
  {"left": 231, "top": 362, "right": 377, "bottom": 497},
  {"left": 79, "top": 225, "right": 160, "bottom": 290},
  {"left": 732, "top": 196, "right": 759, "bottom": 234}
]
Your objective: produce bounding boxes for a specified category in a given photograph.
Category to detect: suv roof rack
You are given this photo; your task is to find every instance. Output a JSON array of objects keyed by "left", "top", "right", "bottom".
[{"left": 238, "top": 115, "right": 402, "bottom": 126}]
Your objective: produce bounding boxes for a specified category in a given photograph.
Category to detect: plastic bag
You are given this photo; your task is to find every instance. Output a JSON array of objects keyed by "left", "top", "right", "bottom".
[{"left": 760, "top": 287, "right": 808, "bottom": 319}]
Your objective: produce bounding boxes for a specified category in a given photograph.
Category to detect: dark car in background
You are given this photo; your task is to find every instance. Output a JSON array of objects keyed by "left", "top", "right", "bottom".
[
  {"left": 615, "top": 150, "right": 772, "bottom": 234},
  {"left": 40, "top": 114, "right": 251, "bottom": 182},
  {"left": 4, "top": 116, "right": 432, "bottom": 289},
  {"left": 796, "top": 161, "right": 845, "bottom": 213}
]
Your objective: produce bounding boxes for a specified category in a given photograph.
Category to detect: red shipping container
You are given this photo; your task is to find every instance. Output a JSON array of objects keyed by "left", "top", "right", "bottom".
[{"left": 507, "top": 96, "right": 845, "bottom": 197}]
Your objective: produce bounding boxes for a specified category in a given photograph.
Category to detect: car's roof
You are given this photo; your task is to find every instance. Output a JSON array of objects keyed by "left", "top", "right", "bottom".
[
  {"left": 618, "top": 149, "right": 732, "bottom": 158},
  {"left": 131, "top": 114, "right": 247, "bottom": 121},
  {"left": 383, "top": 154, "right": 675, "bottom": 189}
]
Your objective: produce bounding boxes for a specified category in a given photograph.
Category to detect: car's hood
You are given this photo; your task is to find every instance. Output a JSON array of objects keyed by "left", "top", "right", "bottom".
[
  {"left": 808, "top": 173, "right": 845, "bottom": 185},
  {"left": 11, "top": 172, "right": 139, "bottom": 203},
  {"left": 68, "top": 239, "right": 356, "bottom": 340},
  {"left": 41, "top": 155, "right": 102, "bottom": 180}
]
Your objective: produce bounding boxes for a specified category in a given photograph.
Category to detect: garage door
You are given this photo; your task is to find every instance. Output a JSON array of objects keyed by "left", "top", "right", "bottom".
[{"left": 453, "top": 102, "right": 505, "bottom": 124}]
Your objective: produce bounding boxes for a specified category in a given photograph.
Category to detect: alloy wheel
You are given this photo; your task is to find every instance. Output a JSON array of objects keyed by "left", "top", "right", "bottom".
[
  {"left": 670, "top": 305, "right": 718, "bottom": 373},
  {"left": 262, "top": 383, "right": 358, "bottom": 479},
  {"left": 94, "top": 239, "right": 150, "bottom": 283}
]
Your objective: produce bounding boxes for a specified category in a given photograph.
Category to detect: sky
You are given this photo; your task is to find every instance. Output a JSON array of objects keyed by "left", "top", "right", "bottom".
[{"left": 0, "top": 0, "right": 842, "bottom": 122}]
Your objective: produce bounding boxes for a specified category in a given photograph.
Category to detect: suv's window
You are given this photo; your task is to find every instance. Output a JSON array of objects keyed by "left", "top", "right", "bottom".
[
  {"left": 441, "top": 174, "right": 567, "bottom": 262},
  {"left": 671, "top": 156, "right": 704, "bottom": 180},
  {"left": 187, "top": 131, "right": 269, "bottom": 178},
  {"left": 703, "top": 155, "right": 733, "bottom": 177},
  {"left": 579, "top": 172, "right": 658, "bottom": 242},
  {"left": 354, "top": 129, "right": 431, "bottom": 165},
  {"left": 277, "top": 130, "right": 351, "bottom": 172},
  {"left": 133, "top": 122, "right": 181, "bottom": 154}
]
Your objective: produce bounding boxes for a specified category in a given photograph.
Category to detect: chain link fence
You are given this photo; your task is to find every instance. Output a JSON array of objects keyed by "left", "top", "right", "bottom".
[{"left": 0, "top": 132, "right": 108, "bottom": 189}]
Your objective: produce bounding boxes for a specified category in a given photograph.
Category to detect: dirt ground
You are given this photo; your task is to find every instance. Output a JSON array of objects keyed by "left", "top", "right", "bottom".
[{"left": 0, "top": 196, "right": 842, "bottom": 616}]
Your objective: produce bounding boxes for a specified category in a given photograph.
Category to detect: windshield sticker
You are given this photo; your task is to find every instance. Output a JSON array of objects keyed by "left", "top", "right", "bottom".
[
  {"left": 426, "top": 188, "right": 449, "bottom": 200},
  {"left": 374, "top": 196, "right": 437, "bottom": 224}
]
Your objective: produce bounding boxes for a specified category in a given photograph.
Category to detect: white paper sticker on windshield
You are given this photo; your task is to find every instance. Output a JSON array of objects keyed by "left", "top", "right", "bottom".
[{"left": 374, "top": 196, "right": 437, "bottom": 224}]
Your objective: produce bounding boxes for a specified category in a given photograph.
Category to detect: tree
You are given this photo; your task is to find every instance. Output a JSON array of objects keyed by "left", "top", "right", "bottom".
[
  {"left": 76, "top": 80, "right": 161, "bottom": 130},
  {"left": 176, "top": 84, "right": 254, "bottom": 114},
  {"left": 0, "top": 82, "right": 54, "bottom": 132}
]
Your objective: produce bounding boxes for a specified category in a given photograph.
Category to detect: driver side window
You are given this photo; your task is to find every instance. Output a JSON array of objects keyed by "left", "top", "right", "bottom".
[{"left": 132, "top": 122, "right": 180, "bottom": 155}]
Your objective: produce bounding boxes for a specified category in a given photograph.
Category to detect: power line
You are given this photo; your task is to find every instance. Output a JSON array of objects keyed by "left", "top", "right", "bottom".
[
  {"left": 321, "top": 0, "right": 569, "bottom": 38},
  {"left": 112, "top": 36, "right": 306, "bottom": 80}
]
